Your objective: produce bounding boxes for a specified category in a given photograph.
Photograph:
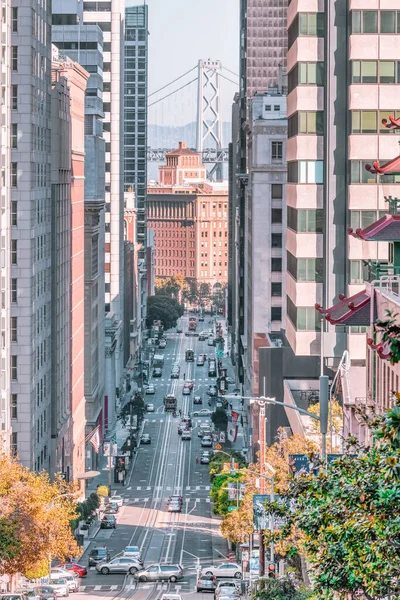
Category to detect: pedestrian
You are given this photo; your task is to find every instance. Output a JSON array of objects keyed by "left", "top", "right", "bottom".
[
  {"left": 179, "top": 408, "right": 182, "bottom": 417},
  {"left": 196, "top": 456, "right": 199, "bottom": 464},
  {"left": 229, "top": 403, "right": 233, "bottom": 410},
  {"left": 183, "top": 372, "right": 186, "bottom": 380}
]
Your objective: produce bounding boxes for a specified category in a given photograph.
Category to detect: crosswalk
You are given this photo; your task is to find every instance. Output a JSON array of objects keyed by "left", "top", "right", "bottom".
[
  {"left": 79, "top": 580, "right": 196, "bottom": 592},
  {"left": 127, "top": 497, "right": 211, "bottom": 503},
  {"left": 126, "top": 485, "right": 211, "bottom": 491}
]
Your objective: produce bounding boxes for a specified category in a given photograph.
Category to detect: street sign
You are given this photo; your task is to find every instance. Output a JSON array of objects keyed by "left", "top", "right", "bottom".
[
  {"left": 215, "top": 443, "right": 222, "bottom": 450},
  {"left": 228, "top": 506, "right": 238, "bottom": 512}
]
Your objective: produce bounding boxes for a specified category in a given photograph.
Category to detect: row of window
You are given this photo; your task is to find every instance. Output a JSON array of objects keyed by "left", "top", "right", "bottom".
[
  {"left": 287, "top": 296, "right": 321, "bottom": 331},
  {"left": 288, "top": 112, "right": 324, "bottom": 137},
  {"left": 287, "top": 252, "right": 323, "bottom": 283},
  {"left": 288, "top": 62, "right": 324, "bottom": 93},
  {"left": 352, "top": 10, "right": 400, "bottom": 34},
  {"left": 351, "top": 111, "right": 399, "bottom": 134},
  {"left": 352, "top": 60, "right": 400, "bottom": 85},
  {"left": 287, "top": 208, "right": 323, "bottom": 233},
  {"left": 288, "top": 13, "right": 324, "bottom": 49}
]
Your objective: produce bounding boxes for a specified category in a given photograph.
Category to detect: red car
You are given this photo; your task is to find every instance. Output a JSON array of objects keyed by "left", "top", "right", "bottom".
[
  {"left": 185, "top": 380, "right": 194, "bottom": 390},
  {"left": 57, "top": 562, "right": 87, "bottom": 577}
]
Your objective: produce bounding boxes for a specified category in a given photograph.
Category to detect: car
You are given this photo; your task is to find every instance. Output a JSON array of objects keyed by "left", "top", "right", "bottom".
[
  {"left": 146, "top": 386, "right": 155, "bottom": 396},
  {"left": 197, "top": 574, "right": 217, "bottom": 592},
  {"left": 134, "top": 564, "right": 184, "bottom": 582},
  {"left": 168, "top": 494, "right": 183, "bottom": 504},
  {"left": 198, "top": 334, "right": 207, "bottom": 341},
  {"left": 146, "top": 403, "right": 155, "bottom": 412},
  {"left": 215, "top": 587, "right": 241, "bottom": 600},
  {"left": 105, "top": 502, "right": 119, "bottom": 514},
  {"left": 56, "top": 563, "right": 87, "bottom": 577},
  {"left": 45, "top": 579, "right": 69, "bottom": 597},
  {"left": 1, "top": 595, "right": 29, "bottom": 600},
  {"left": 185, "top": 380, "right": 194, "bottom": 390},
  {"left": 88, "top": 546, "right": 110, "bottom": 566},
  {"left": 208, "top": 337, "right": 215, "bottom": 346},
  {"left": 96, "top": 557, "right": 144, "bottom": 575},
  {"left": 153, "top": 368, "right": 162, "bottom": 377},
  {"left": 159, "top": 340, "right": 167, "bottom": 349},
  {"left": 202, "top": 564, "right": 242, "bottom": 579},
  {"left": 215, "top": 581, "right": 240, "bottom": 595},
  {"left": 111, "top": 495, "right": 124, "bottom": 507},
  {"left": 200, "top": 451, "right": 212, "bottom": 464},
  {"left": 193, "top": 395, "right": 202, "bottom": 404},
  {"left": 177, "top": 423, "right": 185, "bottom": 435},
  {"left": 192, "top": 408, "right": 213, "bottom": 417},
  {"left": 182, "top": 386, "right": 191, "bottom": 396},
  {"left": 168, "top": 501, "right": 182, "bottom": 512},
  {"left": 171, "top": 371, "right": 180, "bottom": 379},
  {"left": 141, "top": 433, "right": 151, "bottom": 444},
  {"left": 181, "top": 429, "right": 192, "bottom": 441},
  {"left": 123, "top": 545, "right": 141, "bottom": 559},
  {"left": 198, "top": 426, "right": 212, "bottom": 438},
  {"left": 16, "top": 590, "right": 43, "bottom": 600},
  {"left": 199, "top": 316, "right": 205, "bottom": 322},
  {"left": 177, "top": 328, "right": 183, "bottom": 334},
  {"left": 181, "top": 415, "right": 193, "bottom": 427},
  {"left": 161, "top": 595, "right": 182, "bottom": 600},
  {"left": 32, "top": 586, "right": 58, "bottom": 600},
  {"left": 185, "top": 332, "right": 193, "bottom": 337},
  {"left": 50, "top": 573, "right": 77, "bottom": 593},
  {"left": 197, "top": 356, "right": 205, "bottom": 365},
  {"left": 100, "top": 514, "right": 116, "bottom": 529},
  {"left": 226, "top": 377, "right": 235, "bottom": 385},
  {"left": 201, "top": 436, "right": 213, "bottom": 448}
]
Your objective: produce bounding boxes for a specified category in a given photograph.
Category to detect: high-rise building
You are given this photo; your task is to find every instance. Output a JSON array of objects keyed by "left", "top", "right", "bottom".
[
  {"left": 10, "top": 0, "right": 53, "bottom": 470},
  {"left": 0, "top": 0, "right": 11, "bottom": 454},
  {"left": 50, "top": 49, "right": 89, "bottom": 480}
]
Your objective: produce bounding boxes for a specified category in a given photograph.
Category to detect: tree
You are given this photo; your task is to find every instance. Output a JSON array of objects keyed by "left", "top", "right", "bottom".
[
  {"left": 254, "top": 577, "right": 313, "bottom": 600},
  {"left": 155, "top": 274, "right": 189, "bottom": 301},
  {"left": 0, "top": 455, "right": 79, "bottom": 579},
  {"left": 211, "top": 408, "right": 228, "bottom": 432},
  {"left": 210, "top": 472, "right": 243, "bottom": 516},
  {"left": 146, "top": 294, "right": 183, "bottom": 330},
  {"left": 199, "top": 283, "right": 211, "bottom": 305},
  {"left": 264, "top": 401, "right": 400, "bottom": 599},
  {"left": 308, "top": 398, "right": 343, "bottom": 435}
]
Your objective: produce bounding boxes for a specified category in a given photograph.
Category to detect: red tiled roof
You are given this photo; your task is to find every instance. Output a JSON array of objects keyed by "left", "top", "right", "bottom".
[
  {"left": 315, "top": 290, "right": 372, "bottom": 325},
  {"left": 348, "top": 214, "right": 400, "bottom": 241},
  {"left": 365, "top": 155, "right": 400, "bottom": 175}
]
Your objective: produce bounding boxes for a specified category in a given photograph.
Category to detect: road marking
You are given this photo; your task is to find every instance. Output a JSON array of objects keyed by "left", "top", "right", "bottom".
[
  {"left": 94, "top": 586, "right": 102, "bottom": 591},
  {"left": 110, "top": 585, "right": 118, "bottom": 590}
]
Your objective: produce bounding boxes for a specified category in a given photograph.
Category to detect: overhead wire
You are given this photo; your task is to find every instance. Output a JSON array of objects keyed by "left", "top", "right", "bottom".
[
  {"left": 148, "top": 77, "right": 198, "bottom": 108},
  {"left": 148, "top": 65, "right": 197, "bottom": 97}
]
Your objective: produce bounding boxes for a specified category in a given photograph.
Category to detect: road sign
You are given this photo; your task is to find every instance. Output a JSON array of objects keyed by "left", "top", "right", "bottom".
[
  {"left": 228, "top": 506, "right": 238, "bottom": 512},
  {"left": 215, "top": 443, "right": 222, "bottom": 450}
]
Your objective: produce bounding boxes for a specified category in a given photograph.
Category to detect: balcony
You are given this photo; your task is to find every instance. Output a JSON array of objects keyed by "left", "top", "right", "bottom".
[{"left": 363, "top": 261, "right": 400, "bottom": 282}]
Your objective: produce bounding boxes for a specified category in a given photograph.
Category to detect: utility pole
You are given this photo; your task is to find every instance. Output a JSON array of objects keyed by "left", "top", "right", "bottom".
[{"left": 258, "top": 401, "right": 266, "bottom": 578}]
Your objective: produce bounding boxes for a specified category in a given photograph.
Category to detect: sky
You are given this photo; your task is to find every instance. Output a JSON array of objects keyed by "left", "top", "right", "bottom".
[{"left": 126, "top": 0, "right": 240, "bottom": 126}]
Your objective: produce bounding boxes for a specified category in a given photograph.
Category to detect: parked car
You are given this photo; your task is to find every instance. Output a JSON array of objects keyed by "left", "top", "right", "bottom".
[
  {"left": 50, "top": 573, "right": 77, "bottom": 593},
  {"left": 134, "top": 564, "right": 184, "bottom": 582},
  {"left": 88, "top": 546, "right": 110, "bottom": 566},
  {"left": 32, "top": 586, "right": 58, "bottom": 600},
  {"left": 201, "top": 436, "right": 213, "bottom": 448},
  {"left": 202, "top": 564, "right": 242, "bottom": 579},
  {"left": 141, "top": 434, "right": 151, "bottom": 445},
  {"left": 100, "top": 514, "right": 116, "bottom": 529},
  {"left": 123, "top": 545, "right": 141, "bottom": 559},
  {"left": 214, "top": 581, "right": 241, "bottom": 599},
  {"left": 181, "top": 429, "right": 192, "bottom": 441},
  {"left": 15, "top": 590, "right": 42, "bottom": 600},
  {"left": 146, "top": 386, "right": 155, "bottom": 396},
  {"left": 193, "top": 395, "right": 202, "bottom": 404},
  {"left": 105, "top": 502, "right": 119, "bottom": 514},
  {"left": 153, "top": 368, "right": 162, "bottom": 377},
  {"left": 197, "top": 574, "right": 217, "bottom": 593},
  {"left": 192, "top": 408, "right": 213, "bottom": 418},
  {"left": 45, "top": 579, "right": 69, "bottom": 598},
  {"left": 226, "top": 377, "right": 235, "bottom": 385},
  {"left": 56, "top": 562, "right": 87, "bottom": 577},
  {"left": 96, "top": 557, "right": 144, "bottom": 575}
]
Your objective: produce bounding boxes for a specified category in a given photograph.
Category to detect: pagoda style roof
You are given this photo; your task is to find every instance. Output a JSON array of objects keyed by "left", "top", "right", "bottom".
[
  {"left": 365, "top": 156, "right": 400, "bottom": 176},
  {"left": 348, "top": 214, "right": 400, "bottom": 242},
  {"left": 367, "top": 338, "right": 391, "bottom": 360},
  {"left": 315, "top": 289, "right": 373, "bottom": 326},
  {"left": 381, "top": 115, "right": 400, "bottom": 131}
]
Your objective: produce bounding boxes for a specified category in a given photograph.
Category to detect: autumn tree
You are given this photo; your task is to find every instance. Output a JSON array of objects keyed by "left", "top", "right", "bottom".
[{"left": 0, "top": 455, "right": 79, "bottom": 579}]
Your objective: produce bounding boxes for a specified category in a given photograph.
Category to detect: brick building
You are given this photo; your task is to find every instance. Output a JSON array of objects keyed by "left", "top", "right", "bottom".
[{"left": 147, "top": 143, "right": 228, "bottom": 288}]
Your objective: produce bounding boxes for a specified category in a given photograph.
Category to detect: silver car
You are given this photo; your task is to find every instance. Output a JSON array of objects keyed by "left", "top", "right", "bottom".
[
  {"left": 96, "top": 557, "right": 144, "bottom": 575},
  {"left": 202, "top": 563, "right": 242, "bottom": 579},
  {"left": 134, "top": 564, "right": 184, "bottom": 582}
]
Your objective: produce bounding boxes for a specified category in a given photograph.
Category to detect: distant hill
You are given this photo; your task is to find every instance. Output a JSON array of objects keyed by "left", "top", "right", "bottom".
[{"left": 148, "top": 122, "right": 232, "bottom": 149}]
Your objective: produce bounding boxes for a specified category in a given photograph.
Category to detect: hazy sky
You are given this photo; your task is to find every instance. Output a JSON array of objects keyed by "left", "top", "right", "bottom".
[{"left": 126, "top": 0, "right": 240, "bottom": 126}]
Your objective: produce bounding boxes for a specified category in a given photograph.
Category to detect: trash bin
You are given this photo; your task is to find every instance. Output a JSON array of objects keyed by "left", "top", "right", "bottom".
[{"left": 240, "top": 580, "right": 247, "bottom": 595}]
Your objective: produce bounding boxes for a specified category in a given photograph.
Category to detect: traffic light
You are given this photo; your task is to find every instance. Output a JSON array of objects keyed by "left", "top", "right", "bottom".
[{"left": 268, "top": 563, "right": 276, "bottom": 578}]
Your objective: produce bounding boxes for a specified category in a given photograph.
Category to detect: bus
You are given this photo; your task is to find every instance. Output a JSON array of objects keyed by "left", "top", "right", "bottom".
[
  {"left": 164, "top": 394, "right": 177, "bottom": 411},
  {"left": 153, "top": 354, "right": 165, "bottom": 369},
  {"left": 188, "top": 317, "right": 197, "bottom": 331}
]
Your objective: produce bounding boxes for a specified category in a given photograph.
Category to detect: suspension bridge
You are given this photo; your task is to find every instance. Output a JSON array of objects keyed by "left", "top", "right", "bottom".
[{"left": 147, "top": 59, "right": 238, "bottom": 181}]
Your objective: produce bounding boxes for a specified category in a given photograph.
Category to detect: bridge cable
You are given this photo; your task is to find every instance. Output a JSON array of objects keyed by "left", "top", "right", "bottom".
[
  {"left": 148, "top": 65, "right": 197, "bottom": 98},
  {"left": 222, "top": 65, "right": 239, "bottom": 78},
  {"left": 148, "top": 77, "right": 198, "bottom": 108},
  {"left": 219, "top": 72, "right": 240, "bottom": 87}
]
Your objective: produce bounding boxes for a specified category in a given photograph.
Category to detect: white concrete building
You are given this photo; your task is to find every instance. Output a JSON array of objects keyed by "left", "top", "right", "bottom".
[
  {"left": 10, "top": 0, "right": 53, "bottom": 470},
  {"left": 0, "top": 0, "right": 11, "bottom": 454}
]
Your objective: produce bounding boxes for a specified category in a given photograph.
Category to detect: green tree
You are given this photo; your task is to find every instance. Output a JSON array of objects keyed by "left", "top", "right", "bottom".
[
  {"left": 264, "top": 400, "right": 400, "bottom": 599},
  {"left": 199, "top": 282, "right": 211, "bottom": 305},
  {"left": 210, "top": 472, "right": 243, "bottom": 516},
  {"left": 211, "top": 407, "right": 228, "bottom": 432},
  {"left": 146, "top": 294, "right": 183, "bottom": 330},
  {"left": 254, "top": 577, "right": 312, "bottom": 600}
]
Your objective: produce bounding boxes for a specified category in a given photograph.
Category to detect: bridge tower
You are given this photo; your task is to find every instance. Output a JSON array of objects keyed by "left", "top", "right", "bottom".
[{"left": 196, "top": 59, "right": 223, "bottom": 181}]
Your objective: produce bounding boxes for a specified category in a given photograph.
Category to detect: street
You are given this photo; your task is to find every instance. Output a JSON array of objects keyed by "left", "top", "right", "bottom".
[{"left": 76, "top": 314, "right": 232, "bottom": 600}]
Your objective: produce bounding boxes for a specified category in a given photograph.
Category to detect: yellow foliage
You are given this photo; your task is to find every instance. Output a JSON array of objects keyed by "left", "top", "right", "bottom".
[
  {"left": 308, "top": 398, "right": 343, "bottom": 434},
  {"left": 0, "top": 455, "right": 79, "bottom": 577},
  {"left": 96, "top": 485, "right": 109, "bottom": 498}
]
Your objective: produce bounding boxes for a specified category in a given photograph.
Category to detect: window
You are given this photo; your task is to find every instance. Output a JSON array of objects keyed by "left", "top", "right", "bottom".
[
  {"left": 11, "top": 240, "right": 17, "bottom": 265},
  {"left": 380, "top": 11, "right": 400, "bottom": 33},
  {"left": 350, "top": 160, "right": 380, "bottom": 184},
  {"left": 271, "top": 141, "right": 283, "bottom": 162},
  {"left": 11, "top": 46, "right": 18, "bottom": 71},
  {"left": 288, "top": 161, "right": 324, "bottom": 184},
  {"left": 271, "top": 307, "right": 282, "bottom": 321},
  {"left": 11, "top": 355, "right": 17, "bottom": 380},
  {"left": 288, "top": 112, "right": 324, "bottom": 137},
  {"left": 351, "top": 61, "right": 378, "bottom": 83},
  {"left": 11, "top": 163, "right": 17, "bottom": 188},
  {"left": 287, "top": 251, "right": 323, "bottom": 282},
  {"left": 287, "top": 296, "right": 321, "bottom": 331},
  {"left": 271, "top": 283, "right": 282, "bottom": 297},
  {"left": 350, "top": 210, "right": 383, "bottom": 230},
  {"left": 11, "top": 85, "right": 17, "bottom": 110},
  {"left": 11, "top": 317, "right": 17, "bottom": 342},
  {"left": 288, "top": 13, "right": 324, "bottom": 48},
  {"left": 271, "top": 233, "right": 282, "bottom": 248},
  {"left": 287, "top": 208, "right": 323, "bottom": 232},
  {"left": 11, "top": 279, "right": 17, "bottom": 303},
  {"left": 11, "top": 432, "right": 17, "bottom": 456},
  {"left": 352, "top": 10, "right": 378, "bottom": 33},
  {"left": 11, "top": 201, "right": 17, "bottom": 226},
  {"left": 12, "top": 7, "right": 18, "bottom": 32},
  {"left": 271, "top": 209, "right": 282, "bottom": 224},
  {"left": 92, "top": 235, "right": 99, "bottom": 277},
  {"left": 271, "top": 258, "right": 282, "bottom": 272},
  {"left": 350, "top": 260, "right": 363, "bottom": 284},
  {"left": 271, "top": 184, "right": 283, "bottom": 199},
  {"left": 288, "top": 63, "right": 324, "bottom": 93},
  {"left": 11, "top": 394, "right": 17, "bottom": 419},
  {"left": 351, "top": 111, "right": 378, "bottom": 133},
  {"left": 11, "top": 123, "right": 17, "bottom": 149}
]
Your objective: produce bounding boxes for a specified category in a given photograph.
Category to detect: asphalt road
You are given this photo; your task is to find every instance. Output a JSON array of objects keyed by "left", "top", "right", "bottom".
[{"left": 75, "top": 314, "right": 233, "bottom": 600}]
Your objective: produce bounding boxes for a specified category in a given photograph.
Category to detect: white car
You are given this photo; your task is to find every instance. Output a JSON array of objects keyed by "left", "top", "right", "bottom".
[
  {"left": 192, "top": 408, "right": 212, "bottom": 417},
  {"left": 181, "top": 429, "right": 192, "bottom": 441},
  {"left": 161, "top": 595, "right": 182, "bottom": 600},
  {"left": 111, "top": 495, "right": 124, "bottom": 507},
  {"left": 182, "top": 386, "right": 191, "bottom": 396},
  {"left": 201, "top": 435, "right": 213, "bottom": 448},
  {"left": 146, "top": 403, "right": 155, "bottom": 412},
  {"left": 123, "top": 545, "right": 141, "bottom": 559},
  {"left": 202, "top": 563, "right": 242, "bottom": 579},
  {"left": 45, "top": 579, "right": 69, "bottom": 597},
  {"left": 146, "top": 385, "right": 155, "bottom": 395}
]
